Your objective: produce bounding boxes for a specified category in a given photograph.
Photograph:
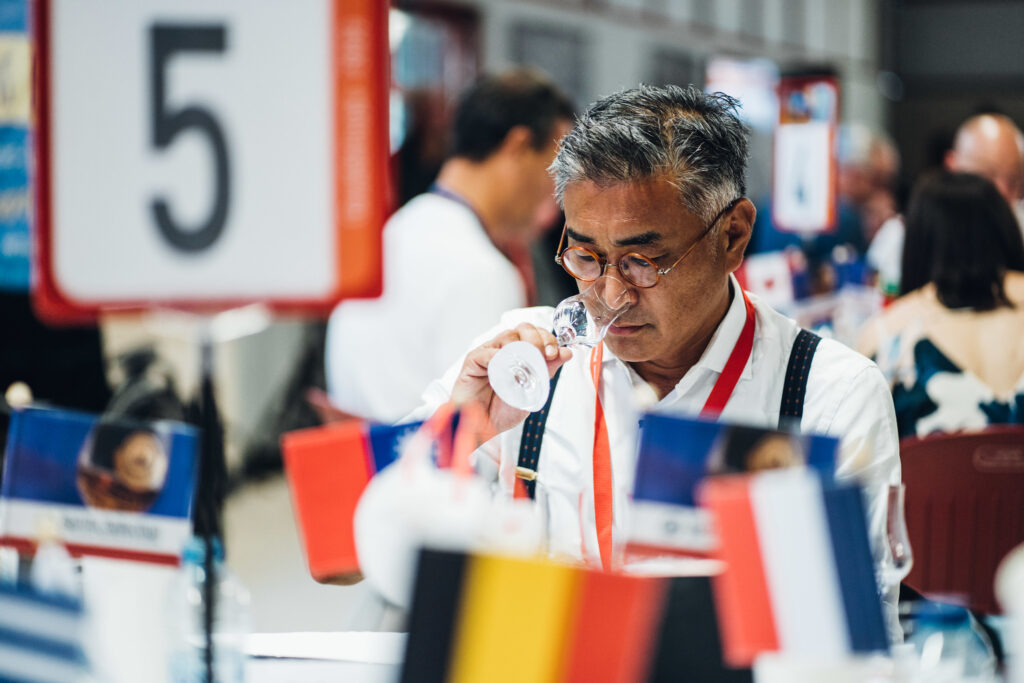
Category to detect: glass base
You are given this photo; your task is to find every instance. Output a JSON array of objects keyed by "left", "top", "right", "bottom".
[{"left": 488, "top": 341, "right": 550, "bottom": 412}]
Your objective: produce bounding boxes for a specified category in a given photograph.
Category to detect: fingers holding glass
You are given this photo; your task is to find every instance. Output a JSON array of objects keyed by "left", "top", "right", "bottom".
[{"left": 491, "top": 278, "right": 633, "bottom": 410}]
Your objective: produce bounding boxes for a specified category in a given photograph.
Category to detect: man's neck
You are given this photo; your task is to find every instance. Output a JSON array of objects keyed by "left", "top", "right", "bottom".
[
  {"left": 628, "top": 281, "right": 734, "bottom": 400},
  {"left": 434, "top": 159, "right": 518, "bottom": 245}
]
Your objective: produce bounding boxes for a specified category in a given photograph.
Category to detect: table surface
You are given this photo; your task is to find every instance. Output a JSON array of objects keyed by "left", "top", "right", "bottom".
[
  {"left": 247, "top": 659, "right": 398, "bottom": 683},
  {"left": 245, "top": 631, "right": 405, "bottom": 683}
]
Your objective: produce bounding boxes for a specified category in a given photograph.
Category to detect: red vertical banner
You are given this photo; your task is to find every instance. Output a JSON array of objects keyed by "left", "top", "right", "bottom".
[{"left": 332, "top": 0, "right": 389, "bottom": 301}]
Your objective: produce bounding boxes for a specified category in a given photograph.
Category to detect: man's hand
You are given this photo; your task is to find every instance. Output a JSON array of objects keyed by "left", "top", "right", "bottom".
[{"left": 450, "top": 323, "right": 572, "bottom": 434}]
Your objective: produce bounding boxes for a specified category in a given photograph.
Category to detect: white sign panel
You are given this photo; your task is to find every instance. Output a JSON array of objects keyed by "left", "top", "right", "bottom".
[
  {"left": 772, "top": 122, "right": 832, "bottom": 234},
  {"left": 37, "top": 0, "right": 388, "bottom": 316}
]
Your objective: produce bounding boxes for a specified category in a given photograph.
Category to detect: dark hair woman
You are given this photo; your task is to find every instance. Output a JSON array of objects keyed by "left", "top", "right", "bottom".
[
  {"left": 858, "top": 171, "right": 1024, "bottom": 438},
  {"left": 899, "top": 171, "right": 1024, "bottom": 308}
]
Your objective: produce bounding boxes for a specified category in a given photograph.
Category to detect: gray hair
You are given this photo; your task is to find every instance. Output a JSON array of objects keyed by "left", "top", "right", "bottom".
[{"left": 550, "top": 84, "right": 749, "bottom": 223}]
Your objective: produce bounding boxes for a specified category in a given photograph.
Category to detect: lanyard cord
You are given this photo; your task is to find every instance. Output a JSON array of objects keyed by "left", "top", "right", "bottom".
[{"left": 588, "top": 288, "right": 756, "bottom": 570}]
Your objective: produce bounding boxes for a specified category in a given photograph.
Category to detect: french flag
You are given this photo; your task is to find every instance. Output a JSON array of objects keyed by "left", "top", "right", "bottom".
[{"left": 698, "top": 469, "right": 887, "bottom": 667}]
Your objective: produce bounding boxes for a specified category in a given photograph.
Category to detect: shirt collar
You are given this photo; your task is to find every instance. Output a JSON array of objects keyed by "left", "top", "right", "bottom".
[
  {"left": 601, "top": 274, "right": 754, "bottom": 380},
  {"left": 695, "top": 274, "right": 753, "bottom": 380}
]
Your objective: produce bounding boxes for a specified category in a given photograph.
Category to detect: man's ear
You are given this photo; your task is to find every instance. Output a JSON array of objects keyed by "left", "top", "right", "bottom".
[
  {"left": 722, "top": 198, "right": 755, "bottom": 274},
  {"left": 497, "top": 125, "right": 535, "bottom": 157}
]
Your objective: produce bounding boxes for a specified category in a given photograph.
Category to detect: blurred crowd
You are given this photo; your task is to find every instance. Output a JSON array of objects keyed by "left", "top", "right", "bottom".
[
  {"left": 3, "top": 69, "right": 1023, "bottom": 481},
  {"left": 318, "top": 72, "right": 1024, "bottom": 446}
]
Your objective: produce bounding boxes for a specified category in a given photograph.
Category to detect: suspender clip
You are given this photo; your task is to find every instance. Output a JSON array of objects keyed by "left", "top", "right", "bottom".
[{"left": 515, "top": 466, "right": 538, "bottom": 482}]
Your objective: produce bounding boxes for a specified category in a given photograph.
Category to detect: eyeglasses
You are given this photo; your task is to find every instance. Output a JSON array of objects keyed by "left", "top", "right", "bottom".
[{"left": 555, "top": 197, "right": 742, "bottom": 289}]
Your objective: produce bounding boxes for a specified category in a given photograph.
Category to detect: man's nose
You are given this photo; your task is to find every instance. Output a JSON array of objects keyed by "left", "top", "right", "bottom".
[{"left": 594, "top": 273, "right": 635, "bottom": 309}]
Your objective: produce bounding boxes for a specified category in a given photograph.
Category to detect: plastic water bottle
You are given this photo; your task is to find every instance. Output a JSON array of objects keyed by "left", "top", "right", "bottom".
[
  {"left": 167, "top": 537, "right": 250, "bottom": 683},
  {"left": 901, "top": 601, "right": 997, "bottom": 682},
  {"left": 30, "top": 537, "right": 81, "bottom": 598}
]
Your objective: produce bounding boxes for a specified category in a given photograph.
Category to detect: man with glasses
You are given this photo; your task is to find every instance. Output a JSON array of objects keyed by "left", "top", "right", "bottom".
[
  {"left": 325, "top": 69, "right": 574, "bottom": 423},
  {"left": 406, "top": 85, "right": 901, "bottom": 634}
]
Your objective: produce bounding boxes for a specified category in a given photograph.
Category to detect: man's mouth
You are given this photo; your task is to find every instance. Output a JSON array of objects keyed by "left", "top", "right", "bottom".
[{"left": 608, "top": 323, "right": 645, "bottom": 336}]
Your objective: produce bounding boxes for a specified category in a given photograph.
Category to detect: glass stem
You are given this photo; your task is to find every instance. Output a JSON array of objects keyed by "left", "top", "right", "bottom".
[{"left": 510, "top": 360, "right": 537, "bottom": 390}]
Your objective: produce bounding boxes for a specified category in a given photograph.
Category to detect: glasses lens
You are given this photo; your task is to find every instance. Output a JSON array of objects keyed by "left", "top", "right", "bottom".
[
  {"left": 561, "top": 247, "right": 602, "bottom": 281},
  {"left": 619, "top": 253, "right": 658, "bottom": 288}
]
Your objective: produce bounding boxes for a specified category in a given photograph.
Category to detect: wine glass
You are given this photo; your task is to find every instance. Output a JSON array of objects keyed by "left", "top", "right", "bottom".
[
  {"left": 487, "top": 277, "right": 632, "bottom": 411},
  {"left": 878, "top": 483, "right": 914, "bottom": 593}
]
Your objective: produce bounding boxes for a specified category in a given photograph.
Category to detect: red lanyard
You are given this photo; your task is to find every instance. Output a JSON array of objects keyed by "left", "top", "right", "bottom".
[
  {"left": 701, "top": 288, "right": 757, "bottom": 417},
  {"left": 589, "top": 345, "right": 614, "bottom": 570},
  {"left": 589, "top": 288, "right": 757, "bottom": 570}
]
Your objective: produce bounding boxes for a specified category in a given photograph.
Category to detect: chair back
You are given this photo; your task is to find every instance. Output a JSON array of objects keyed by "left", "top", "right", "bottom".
[{"left": 901, "top": 426, "right": 1024, "bottom": 614}]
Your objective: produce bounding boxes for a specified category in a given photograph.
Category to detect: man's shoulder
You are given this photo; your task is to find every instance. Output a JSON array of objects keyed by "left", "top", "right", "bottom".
[
  {"left": 388, "top": 193, "right": 481, "bottom": 238},
  {"left": 751, "top": 293, "right": 878, "bottom": 378},
  {"left": 387, "top": 194, "right": 520, "bottom": 283},
  {"left": 812, "top": 335, "right": 879, "bottom": 382},
  {"left": 750, "top": 295, "right": 884, "bottom": 405},
  {"left": 802, "top": 332, "right": 892, "bottom": 437}
]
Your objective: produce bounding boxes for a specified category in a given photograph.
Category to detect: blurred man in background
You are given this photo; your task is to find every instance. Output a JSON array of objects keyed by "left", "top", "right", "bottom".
[
  {"left": 868, "top": 113, "right": 1024, "bottom": 291},
  {"left": 325, "top": 69, "right": 574, "bottom": 423},
  {"left": 946, "top": 113, "right": 1024, "bottom": 219},
  {"left": 837, "top": 123, "right": 900, "bottom": 246}
]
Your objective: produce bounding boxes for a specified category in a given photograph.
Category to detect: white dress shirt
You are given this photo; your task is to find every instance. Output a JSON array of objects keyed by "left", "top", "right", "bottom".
[
  {"left": 866, "top": 215, "right": 905, "bottom": 293},
  {"left": 409, "top": 276, "right": 902, "bottom": 634},
  {"left": 325, "top": 193, "right": 526, "bottom": 423}
]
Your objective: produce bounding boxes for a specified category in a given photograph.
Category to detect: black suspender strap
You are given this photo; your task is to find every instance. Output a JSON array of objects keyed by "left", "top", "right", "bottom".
[
  {"left": 515, "top": 366, "right": 563, "bottom": 500},
  {"left": 778, "top": 328, "right": 821, "bottom": 429}
]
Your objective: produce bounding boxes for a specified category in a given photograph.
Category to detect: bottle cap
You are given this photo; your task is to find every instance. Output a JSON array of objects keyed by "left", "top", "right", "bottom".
[{"left": 181, "top": 536, "right": 225, "bottom": 564}]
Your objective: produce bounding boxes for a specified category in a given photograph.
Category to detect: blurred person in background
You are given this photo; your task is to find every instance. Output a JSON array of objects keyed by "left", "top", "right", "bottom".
[
  {"left": 948, "top": 113, "right": 1024, "bottom": 222},
  {"left": 868, "top": 114, "right": 1024, "bottom": 293},
  {"left": 394, "top": 89, "right": 448, "bottom": 206},
  {"left": 749, "top": 124, "right": 898, "bottom": 294},
  {"left": 837, "top": 123, "right": 900, "bottom": 246},
  {"left": 396, "top": 85, "right": 901, "bottom": 636},
  {"left": 325, "top": 69, "right": 574, "bottom": 423},
  {"left": 858, "top": 171, "right": 1024, "bottom": 439}
]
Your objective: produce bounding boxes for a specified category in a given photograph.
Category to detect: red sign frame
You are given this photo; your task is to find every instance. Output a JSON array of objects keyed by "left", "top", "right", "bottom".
[{"left": 32, "top": 0, "right": 390, "bottom": 325}]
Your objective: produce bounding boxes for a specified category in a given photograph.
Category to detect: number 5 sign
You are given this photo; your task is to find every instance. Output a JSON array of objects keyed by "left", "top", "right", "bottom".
[{"left": 33, "top": 0, "right": 388, "bottom": 323}]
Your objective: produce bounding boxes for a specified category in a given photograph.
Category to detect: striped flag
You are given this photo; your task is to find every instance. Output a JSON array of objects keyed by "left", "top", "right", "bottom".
[
  {"left": 699, "top": 469, "right": 887, "bottom": 667},
  {"left": 0, "top": 584, "right": 91, "bottom": 683}
]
